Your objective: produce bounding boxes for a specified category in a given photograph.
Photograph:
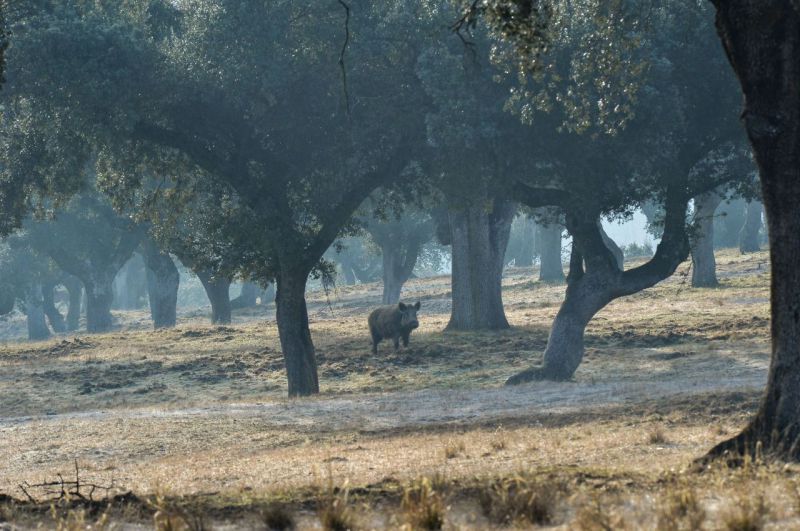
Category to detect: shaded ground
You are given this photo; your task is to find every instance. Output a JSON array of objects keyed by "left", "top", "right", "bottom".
[{"left": 0, "top": 249, "right": 782, "bottom": 529}]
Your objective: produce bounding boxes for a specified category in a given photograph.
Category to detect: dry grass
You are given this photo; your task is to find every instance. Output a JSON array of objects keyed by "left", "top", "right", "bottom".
[
  {"left": 477, "top": 473, "right": 563, "bottom": 526},
  {"left": 722, "top": 493, "right": 770, "bottom": 531},
  {"left": 401, "top": 477, "right": 446, "bottom": 530},
  {"left": 0, "top": 249, "right": 786, "bottom": 528}
]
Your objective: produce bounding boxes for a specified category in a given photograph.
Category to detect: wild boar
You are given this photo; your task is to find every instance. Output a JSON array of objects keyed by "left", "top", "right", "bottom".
[{"left": 368, "top": 301, "right": 421, "bottom": 354}]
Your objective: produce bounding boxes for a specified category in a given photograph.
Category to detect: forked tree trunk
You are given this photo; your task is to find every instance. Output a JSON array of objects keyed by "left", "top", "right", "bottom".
[
  {"left": 84, "top": 271, "right": 115, "bottom": 333},
  {"left": 538, "top": 223, "right": 565, "bottom": 282},
  {"left": 143, "top": 241, "right": 179, "bottom": 329},
  {"left": 446, "top": 199, "right": 514, "bottom": 330},
  {"left": 42, "top": 282, "right": 66, "bottom": 333},
  {"left": 231, "top": 282, "right": 259, "bottom": 309},
  {"left": 739, "top": 199, "right": 763, "bottom": 253},
  {"left": 275, "top": 267, "right": 319, "bottom": 397},
  {"left": 197, "top": 271, "right": 231, "bottom": 325},
  {"left": 508, "top": 201, "right": 690, "bottom": 384},
  {"left": 63, "top": 275, "right": 83, "bottom": 331},
  {"left": 25, "top": 282, "right": 51, "bottom": 341},
  {"left": 691, "top": 190, "right": 723, "bottom": 287},
  {"left": 704, "top": 0, "right": 800, "bottom": 461}
]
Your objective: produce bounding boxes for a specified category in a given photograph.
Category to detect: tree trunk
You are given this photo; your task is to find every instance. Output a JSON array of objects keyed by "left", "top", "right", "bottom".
[
  {"left": 538, "top": 223, "right": 565, "bottom": 282},
  {"left": 63, "top": 275, "right": 83, "bottom": 331},
  {"left": 262, "top": 282, "right": 276, "bottom": 304},
  {"left": 739, "top": 199, "right": 763, "bottom": 253},
  {"left": 84, "top": 271, "right": 115, "bottom": 333},
  {"left": 382, "top": 246, "right": 404, "bottom": 305},
  {"left": 508, "top": 200, "right": 690, "bottom": 384},
  {"left": 42, "top": 282, "right": 66, "bottom": 333},
  {"left": 380, "top": 236, "right": 423, "bottom": 305},
  {"left": 197, "top": 271, "right": 231, "bottom": 325},
  {"left": 142, "top": 241, "right": 179, "bottom": 329},
  {"left": 231, "top": 282, "right": 259, "bottom": 309},
  {"left": 112, "top": 260, "right": 131, "bottom": 310},
  {"left": 598, "top": 221, "right": 624, "bottom": 270},
  {"left": 446, "top": 199, "right": 514, "bottom": 330},
  {"left": 341, "top": 265, "right": 356, "bottom": 286},
  {"left": 275, "top": 267, "right": 319, "bottom": 397},
  {"left": 704, "top": 1, "right": 800, "bottom": 461},
  {"left": 25, "top": 282, "right": 51, "bottom": 341},
  {"left": 691, "top": 190, "right": 723, "bottom": 287}
]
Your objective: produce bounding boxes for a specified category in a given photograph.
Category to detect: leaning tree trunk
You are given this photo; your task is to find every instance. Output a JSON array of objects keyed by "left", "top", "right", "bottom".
[
  {"left": 63, "top": 275, "right": 83, "bottom": 331},
  {"left": 142, "top": 241, "right": 179, "bottom": 329},
  {"left": 538, "top": 223, "right": 565, "bottom": 282},
  {"left": 25, "top": 282, "right": 51, "bottom": 341},
  {"left": 84, "top": 271, "right": 115, "bottom": 333},
  {"left": 42, "top": 282, "right": 66, "bottom": 333},
  {"left": 704, "top": 0, "right": 800, "bottom": 461},
  {"left": 446, "top": 199, "right": 514, "bottom": 330},
  {"left": 197, "top": 271, "right": 232, "bottom": 325},
  {"left": 739, "top": 199, "right": 763, "bottom": 253},
  {"left": 231, "top": 282, "right": 259, "bottom": 309},
  {"left": 508, "top": 199, "right": 690, "bottom": 384},
  {"left": 598, "top": 221, "right": 624, "bottom": 270},
  {"left": 691, "top": 190, "right": 723, "bottom": 287},
  {"left": 275, "top": 266, "right": 319, "bottom": 397}
]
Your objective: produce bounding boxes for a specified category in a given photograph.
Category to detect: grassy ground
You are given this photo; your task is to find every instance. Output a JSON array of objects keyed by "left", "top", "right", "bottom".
[{"left": 0, "top": 248, "right": 788, "bottom": 529}]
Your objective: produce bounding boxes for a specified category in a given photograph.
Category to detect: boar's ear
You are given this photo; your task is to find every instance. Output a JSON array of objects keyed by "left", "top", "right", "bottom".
[
  {"left": 414, "top": 301, "right": 421, "bottom": 311},
  {"left": 398, "top": 302, "right": 407, "bottom": 311}
]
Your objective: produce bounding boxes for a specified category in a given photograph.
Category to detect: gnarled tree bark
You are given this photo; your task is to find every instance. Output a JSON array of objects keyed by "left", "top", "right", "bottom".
[
  {"left": 508, "top": 185, "right": 690, "bottom": 384},
  {"left": 704, "top": 0, "right": 800, "bottom": 461}
]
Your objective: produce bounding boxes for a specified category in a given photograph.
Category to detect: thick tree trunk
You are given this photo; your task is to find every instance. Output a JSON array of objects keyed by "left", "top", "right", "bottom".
[
  {"left": 63, "top": 275, "right": 83, "bottom": 331},
  {"left": 275, "top": 267, "right": 319, "bottom": 397},
  {"left": 42, "top": 282, "right": 66, "bottom": 333},
  {"left": 446, "top": 199, "right": 514, "bottom": 330},
  {"left": 704, "top": 1, "right": 800, "bottom": 461},
  {"left": 691, "top": 190, "right": 723, "bottom": 287},
  {"left": 142, "top": 241, "right": 179, "bottom": 329},
  {"left": 84, "top": 272, "right": 115, "bottom": 333},
  {"left": 739, "top": 199, "right": 763, "bottom": 253},
  {"left": 25, "top": 282, "right": 51, "bottom": 341},
  {"left": 231, "top": 282, "right": 259, "bottom": 309},
  {"left": 538, "top": 223, "right": 565, "bottom": 282},
  {"left": 197, "top": 271, "right": 231, "bottom": 325}
]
